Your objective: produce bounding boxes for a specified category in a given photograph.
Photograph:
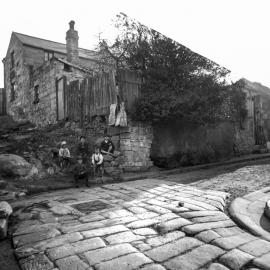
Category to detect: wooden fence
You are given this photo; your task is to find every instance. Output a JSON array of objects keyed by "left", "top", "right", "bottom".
[
  {"left": 0, "top": 88, "right": 6, "bottom": 116},
  {"left": 63, "top": 70, "right": 141, "bottom": 123}
]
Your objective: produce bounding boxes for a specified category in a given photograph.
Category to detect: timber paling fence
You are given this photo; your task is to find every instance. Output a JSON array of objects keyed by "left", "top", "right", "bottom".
[
  {"left": 63, "top": 70, "right": 141, "bottom": 124},
  {"left": 0, "top": 88, "right": 6, "bottom": 116}
]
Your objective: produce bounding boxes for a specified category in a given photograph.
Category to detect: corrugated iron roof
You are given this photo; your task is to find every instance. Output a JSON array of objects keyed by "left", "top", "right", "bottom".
[
  {"left": 54, "top": 57, "right": 93, "bottom": 74},
  {"left": 13, "top": 32, "right": 98, "bottom": 60}
]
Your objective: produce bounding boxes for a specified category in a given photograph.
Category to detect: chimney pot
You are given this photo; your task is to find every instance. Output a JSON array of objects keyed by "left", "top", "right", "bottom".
[{"left": 69, "top": 20, "right": 75, "bottom": 30}]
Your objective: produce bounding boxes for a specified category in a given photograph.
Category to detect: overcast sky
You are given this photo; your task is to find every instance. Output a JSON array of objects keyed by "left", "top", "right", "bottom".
[{"left": 1, "top": 0, "right": 270, "bottom": 88}]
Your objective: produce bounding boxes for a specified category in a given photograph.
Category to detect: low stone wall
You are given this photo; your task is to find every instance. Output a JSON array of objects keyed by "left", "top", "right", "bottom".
[
  {"left": 65, "top": 118, "right": 154, "bottom": 172},
  {"left": 151, "top": 121, "right": 235, "bottom": 168}
]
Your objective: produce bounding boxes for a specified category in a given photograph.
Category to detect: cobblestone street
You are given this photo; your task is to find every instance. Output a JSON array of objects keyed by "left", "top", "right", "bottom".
[
  {"left": 10, "top": 176, "right": 270, "bottom": 270},
  {"left": 162, "top": 162, "right": 270, "bottom": 201}
]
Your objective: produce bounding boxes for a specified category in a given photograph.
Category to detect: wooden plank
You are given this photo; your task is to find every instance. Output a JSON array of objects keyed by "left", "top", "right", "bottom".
[
  {"left": 93, "top": 76, "right": 96, "bottom": 116},
  {"left": 0, "top": 89, "right": 3, "bottom": 115},
  {"left": 3, "top": 88, "right": 6, "bottom": 115},
  {"left": 65, "top": 80, "right": 68, "bottom": 118},
  {"left": 71, "top": 80, "right": 78, "bottom": 121},
  {"left": 69, "top": 82, "right": 72, "bottom": 120},
  {"left": 84, "top": 78, "right": 87, "bottom": 118},
  {"left": 85, "top": 78, "right": 88, "bottom": 118},
  {"left": 80, "top": 80, "right": 83, "bottom": 127},
  {"left": 87, "top": 78, "right": 90, "bottom": 118},
  {"left": 70, "top": 82, "right": 73, "bottom": 120},
  {"left": 100, "top": 74, "right": 103, "bottom": 111},
  {"left": 76, "top": 80, "right": 79, "bottom": 120},
  {"left": 90, "top": 77, "right": 93, "bottom": 117}
]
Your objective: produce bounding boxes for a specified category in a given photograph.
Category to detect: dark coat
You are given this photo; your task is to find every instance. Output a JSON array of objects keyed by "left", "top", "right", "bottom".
[
  {"left": 76, "top": 142, "right": 89, "bottom": 156},
  {"left": 73, "top": 163, "right": 87, "bottom": 175}
]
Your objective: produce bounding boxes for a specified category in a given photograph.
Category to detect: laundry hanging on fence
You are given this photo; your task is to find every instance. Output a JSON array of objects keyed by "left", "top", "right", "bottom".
[
  {"left": 108, "top": 104, "right": 117, "bottom": 126},
  {"left": 115, "top": 102, "right": 128, "bottom": 127}
]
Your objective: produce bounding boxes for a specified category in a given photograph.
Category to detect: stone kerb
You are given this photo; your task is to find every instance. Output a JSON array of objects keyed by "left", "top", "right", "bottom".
[{"left": 229, "top": 187, "right": 270, "bottom": 242}]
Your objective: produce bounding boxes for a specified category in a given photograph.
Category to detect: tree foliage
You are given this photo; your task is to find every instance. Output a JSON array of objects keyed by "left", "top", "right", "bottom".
[{"left": 99, "top": 13, "right": 247, "bottom": 125}]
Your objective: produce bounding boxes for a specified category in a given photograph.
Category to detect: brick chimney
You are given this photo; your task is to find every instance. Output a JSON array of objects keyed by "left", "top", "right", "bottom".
[{"left": 66, "top": 20, "right": 79, "bottom": 63}]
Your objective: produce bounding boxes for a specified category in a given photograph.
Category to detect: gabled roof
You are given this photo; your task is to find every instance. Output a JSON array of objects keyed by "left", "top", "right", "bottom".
[{"left": 13, "top": 32, "right": 98, "bottom": 60}]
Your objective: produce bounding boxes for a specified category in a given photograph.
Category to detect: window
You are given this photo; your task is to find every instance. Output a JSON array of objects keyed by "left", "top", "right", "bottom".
[
  {"left": 10, "top": 51, "right": 15, "bottom": 68},
  {"left": 29, "top": 65, "right": 34, "bottom": 88},
  {"left": 44, "top": 51, "right": 54, "bottom": 61},
  {"left": 63, "top": 63, "right": 71, "bottom": 72},
  {"left": 33, "top": 85, "right": 39, "bottom": 104},
  {"left": 10, "top": 83, "right": 15, "bottom": 102}
]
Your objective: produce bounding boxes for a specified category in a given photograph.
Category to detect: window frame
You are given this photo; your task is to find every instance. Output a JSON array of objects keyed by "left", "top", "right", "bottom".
[
  {"left": 10, "top": 82, "right": 15, "bottom": 102},
  {"left": 10, "top": 51, "right": 15, "bottom": 69},
  {"left": 44, "top": 50, "right": 54, "bottom": 61},
  {"left": 33, "top": 85, "right": 40, "bottom": 104}
]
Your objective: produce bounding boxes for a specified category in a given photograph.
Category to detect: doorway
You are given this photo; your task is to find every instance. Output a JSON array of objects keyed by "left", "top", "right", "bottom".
[{"left": 56, "top": 77, "right": 65, "bottom": 120}]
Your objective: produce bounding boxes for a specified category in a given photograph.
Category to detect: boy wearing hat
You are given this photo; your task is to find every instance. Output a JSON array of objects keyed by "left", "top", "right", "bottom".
[
  {"left": 73, "top": 155, "right": 89, "bottom": 187},
  {"left": 59, "top": 141, "right": 71, "bottom": 169}
]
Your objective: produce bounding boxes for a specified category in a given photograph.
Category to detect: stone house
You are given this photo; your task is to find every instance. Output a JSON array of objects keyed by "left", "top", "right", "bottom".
[
  {"left": 234, "top": 78, "right": 270, "bottom": 153},
  {"left": 2, "top": 21, "right": 102, "bottom": 126},
  {"left": 2, "top": 21, "right": 153, "bottom": 172}
]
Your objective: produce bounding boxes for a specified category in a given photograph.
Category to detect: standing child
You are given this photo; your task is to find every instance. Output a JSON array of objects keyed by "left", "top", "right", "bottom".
[
  {"left": 73, "top": 156, "right": 89, "bottom": 187},
  {"left": 76, "top": 135, "right": 89, "bottom": 164},
  {"left": 92, "top": 147, "right": 104, "bottom": 180},
  {"left": 59, "top": 141, "right": 71, "bottom": 169}
]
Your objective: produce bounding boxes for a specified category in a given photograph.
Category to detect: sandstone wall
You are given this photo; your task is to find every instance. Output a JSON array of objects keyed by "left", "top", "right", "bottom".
[
  {"left": 66, "top": 118, "right": 154, "bottom": 172},
  {"left": 26, "top": 61, "right": 58, "bottom": 126},
  {"left": 151, "top": 121, "right": 235, "bottom": 168},
  {"left": 4, "top": 37, "right": 29, "bottom": 121},
  {"left": 119, "top": 123, "right": 153, "bottom": 172}
]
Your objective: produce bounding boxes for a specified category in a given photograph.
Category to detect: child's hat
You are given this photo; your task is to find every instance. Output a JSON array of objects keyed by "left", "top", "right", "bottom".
[{"left": 61, "top": 141, "right": 67, "bottom": 146}]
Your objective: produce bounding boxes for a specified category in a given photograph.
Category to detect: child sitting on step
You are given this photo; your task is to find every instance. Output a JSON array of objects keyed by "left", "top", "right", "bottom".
[
  {"left": 58, "top": 141, "right": 71, "bottom": 169},
  {"left": 91, "top": 147, "right": 104, "bottom": 180}
]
